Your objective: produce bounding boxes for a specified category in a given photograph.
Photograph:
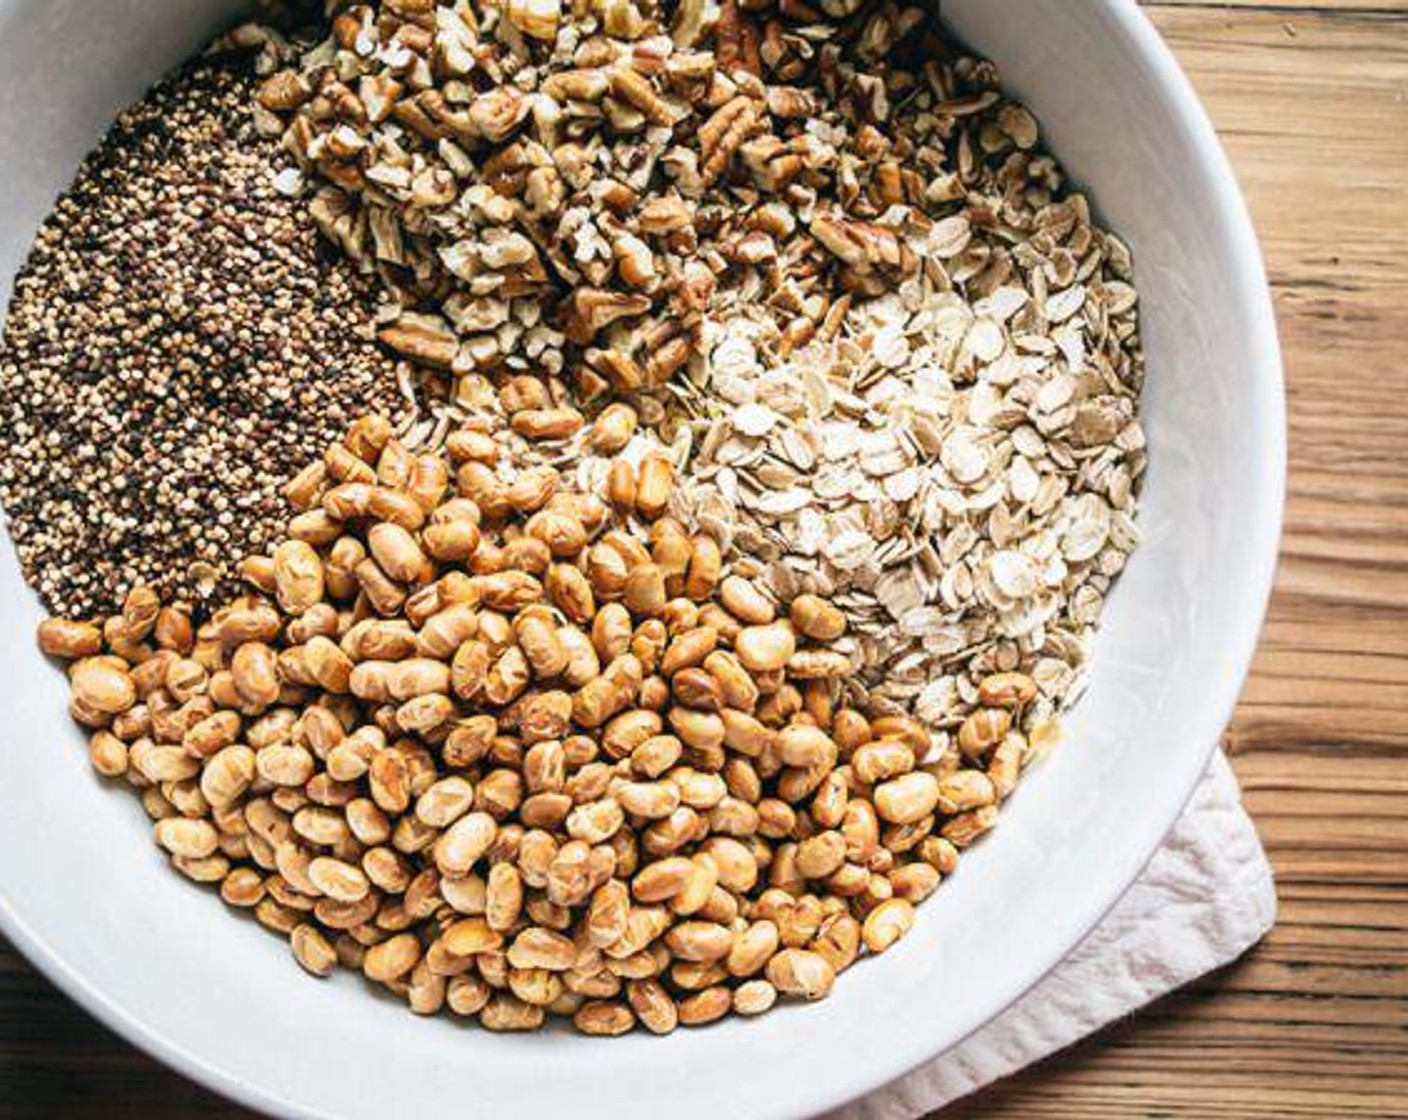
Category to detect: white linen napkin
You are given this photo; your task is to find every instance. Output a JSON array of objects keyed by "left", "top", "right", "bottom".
[{"left": 832, "top": 750, "right": 1276, "bottom": 1118}]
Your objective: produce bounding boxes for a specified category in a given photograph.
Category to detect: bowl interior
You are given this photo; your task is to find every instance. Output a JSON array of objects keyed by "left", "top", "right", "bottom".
[{"left": 0, "top": 2, "right": 1282, "bottom": 1118}]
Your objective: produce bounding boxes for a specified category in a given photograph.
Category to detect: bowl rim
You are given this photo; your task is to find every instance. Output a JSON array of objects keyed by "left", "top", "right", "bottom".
[{"left": 0, "top": 2, "right": 1286, "bottom": 1117}]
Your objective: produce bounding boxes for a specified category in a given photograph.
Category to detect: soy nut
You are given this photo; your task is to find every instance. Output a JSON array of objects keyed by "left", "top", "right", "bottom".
[
  {"left": 874, "top": 772, "right": 941, "bottom": 825},
  {"left": 590, "top": 402, "right": 638, "bottom": 453},
  {"left": 957, "top": 707, "right": 1012, "bottom": 759},
  {"left": 635, "top": 455, "right": 674, "bottom": 520},
  {"left": 507, "top": 927, "right": 577, "bottom": 971},
  {"left": 862, "top": 897, "right": 915, "bottom": 953},
  {"left": 363, "top": 932, "right": 422, "bottom": 983},
  {"left": 719, "top": 576, "right": 775, "bottom": 624},
  {"left": 367, "top": 522, "right": 426, "bottom": 583},
  {"left": 574, "top": 1000, "right": 636, "bottom": 1036},
  {"left": 38, "top": 619, "right": 102, "bottom": 660},
  {"left": 683, "top": 535, "right": 721, "bottom": 601},
  {"left": 978, "top": 671, "right": 1038, "bottom": 708},
  {"left": 443, "top": 916, "right": 504, "bottom": 956},
  {"left": 726, "top": 920, "right": 779, "bottom": 977},
  {"left": 434, "top": 811, "right": 498, "bottom": 875},
  {"left": 663, "top": 920, "right": 734, "bottom": 963},
  {"left": 765, "top": 948, "right": 836, "bottom": 1000},
  {"left": 796, "top": 830, "right": 847, "bottom": 879},
  {"left": 273, "top": 539, "right": 325, "bottom": 615},
  {"left": 291, "top": 923, "right": 339, "bottom": 978},
  {"left": 154, "top": 818, "right": 219, "bottom": 859},
  {"left": 733, "top": 622, "right": 796, "bottom": 673},
  {"left": 70, "top": 657, "right": 136, "bottom": 715},
  {"left": 308, "top": 856, "right": 370, "bottom": 902},
  {"left": 852, "top": 739, "right": 916, "bottom": 784},
  {"left": 717, "top": 977, "right": 772, "bottom": 1020},
  {"left": 775, "top": 724, "right": 837, "bottom": 769},
  {"left": 626, "top": 978, "right": 678, "bottom": 1035},
  {"left": 937, "top": 770, "right": 997, "bottom": 813},
  {"left": 231, "top": 641, "right": 280, "bottom": 708},
  {"left": 789, "top": 594, "right": 848, "bottom": 641}
]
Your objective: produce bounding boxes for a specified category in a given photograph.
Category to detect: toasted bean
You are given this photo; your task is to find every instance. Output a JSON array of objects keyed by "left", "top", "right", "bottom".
[
  {"left": 978, "top": 671, "right": 1038, "bottom": 708},
  {"left": 719, "top": 576, "right": 775, "bottom": 624},
  {"left": 70, "top": 657, "right": 136, "bottom": 716},
  {"left": 635, "top": 455, "right": 673, "bottom": 520},
  {"left": 957, "top": 708, "right": 1012, "bottom": 759},
  {"left": 38, "top": 619, "right": 102, "bottom": 660},
  {"left": 766, "top": 948, "right": 835, "bottom": 1000},
  {"left": 862, "top": 897, "right": 915, "bottom": 953},
  {"left": 733, "top": 622, "right": 795, "bottom": 673},
  {"left": 626, "top": 979, "right": 678, "bottom": 1034},
  {"left": 364, "top": 933, "right": 421, "bottom": 984},
  {"left": 874, "top": 772, "right": 941, "bottom": 825}
]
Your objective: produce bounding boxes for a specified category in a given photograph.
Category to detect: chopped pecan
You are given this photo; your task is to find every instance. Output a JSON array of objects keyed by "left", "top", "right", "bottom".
[
  {"left": 319, "top": 159, "right": 367, "bottom": 192},
  {"left": 661, "top": 147, "right": 705, "bottom": 198},
  {"left": 777, "top": 315, "right": 816, "bottom": 358},
  {"left": 663, "top": 51, "right": 715, "bottom": 101},
  {"left": 637, "top": 194, "right": 695, "bottom": 236},
  {"left": 358, "top": 73, "right": 404, "bottom": 124},
  {"left": 525, "top": 166, "right": 567, "bottom": 220},
  {"left": 697, "top": 95, "right": 764, "bottom": 188},
  {"left": 562, "top": 289, "right": 653, "bottom": 344},
  {"left": 590, "top": 178, "right": 640, "bottom": 214},
  {"left": 609, "top": 67, "right": 683, "bottom": 128},
  {"left": 391, "top": 96, "right": 448, "bottom": 142},
  {"left": 599, "top": 0, "right": 647, "bottom": 39},
  {"left": 587, "top": 348, "right": 647, "bottom": 392},
  {"left": 410, "top": 166, "right": 457, "bottom": 208},
  {"left": 542, "top": 68, "right": 611, "bottom": 103},
  {"left": 675, "top": 258, "right": 717, "bottom": 312},
  {"left": 256, "top": 70, "right": 312, "bottom": 112},
  {"left": 391, "top": 23, "right": 434, "bottom": 55},
  {"left": 672, "top": 0, "right": 708, "bottom": 47},
  {"left": 505, "top": 0, "right": 562, "bottom": 41},
  {"left": 469, "top": 87, "right": 531, "bottom": 144},
  {"left": 765, "top": 85, "right": 817, "bottom": 120},
  {"left": 378, "top": 313, "right": 459, "bottom": 369},
  {"left": 331, "top": 6, "right": 371, "bottom": 51},
  {"left": 385, "top": 0, "right": 436, "bottom": 25},
  {"left": 639, "top": 321, "right": 695, "bottom": 384},
  {"left": 817, "top": 293, "right": 852, "bottom": 341},
  {"left": 715, "top": 0, "right": 762, "bottom": 77},
  {"left": 809, "top": 213, "right": 917, "bottom": 279},
  {"left": 723, "top": 230, "right": 776, "bottom": 266},
  {"left": 612, "top": 234, "right": 657, "bottom": 289},
  {"left": 738, "top": 134, "right": 805, "bottom": 192},
  {"left": 778, "top": 0, "right": 823, "bottom": 21},
  {"left": 872, "top": 160, "right": 906, "bottom": 206},
  {"left": 759, "top": 21, "right": 804, "bottom": 81}
]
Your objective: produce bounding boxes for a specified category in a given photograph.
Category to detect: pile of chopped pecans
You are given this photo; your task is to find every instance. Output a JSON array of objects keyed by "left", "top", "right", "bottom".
[
  {"left": 249, "top": 0, "right": 1144, "bottom": 750},
  {"left": 39, "top": 414, "right": 1042, "bottom": 1033}
]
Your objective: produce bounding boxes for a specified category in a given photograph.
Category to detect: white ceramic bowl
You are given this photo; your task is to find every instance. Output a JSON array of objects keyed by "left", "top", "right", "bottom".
[{"left": 0, "top": 2, "right": 1284, "bottom": 1117}]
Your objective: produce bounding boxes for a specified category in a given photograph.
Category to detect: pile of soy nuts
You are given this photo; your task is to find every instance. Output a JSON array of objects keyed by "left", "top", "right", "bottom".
[{"left": 39, "top": 412, "right": 1039, "bottom": 1034}]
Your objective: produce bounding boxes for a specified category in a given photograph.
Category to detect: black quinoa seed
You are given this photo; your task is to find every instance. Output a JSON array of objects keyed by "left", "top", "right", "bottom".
[{"left": 0, "top": 52, "right": 403, "bottom": 618}]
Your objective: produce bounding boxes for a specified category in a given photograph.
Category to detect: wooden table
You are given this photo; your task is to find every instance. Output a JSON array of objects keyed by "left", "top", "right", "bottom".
[{"left": 2, "top": 3, "right": 1405, "bottom": 1117}]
